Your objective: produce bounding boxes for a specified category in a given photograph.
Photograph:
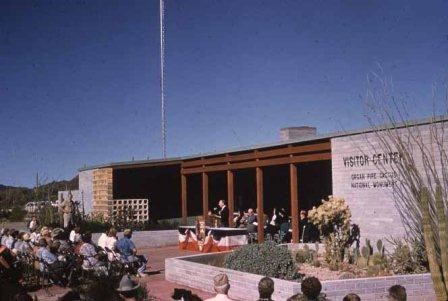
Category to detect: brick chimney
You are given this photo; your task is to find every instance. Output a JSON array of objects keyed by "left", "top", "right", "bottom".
[{"left": 280, "top": 126, "right": 317, "bottom": 142}]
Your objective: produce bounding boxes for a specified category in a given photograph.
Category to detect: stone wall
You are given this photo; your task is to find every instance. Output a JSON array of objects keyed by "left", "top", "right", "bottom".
[
  {"left": 92, "top": 168, "right": 113, "bottom": 216},
  {"left": 165, "top": 253, "right": 436, "bottom": 301}
]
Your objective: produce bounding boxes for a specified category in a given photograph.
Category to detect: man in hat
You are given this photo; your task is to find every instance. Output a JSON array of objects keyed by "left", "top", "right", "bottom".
[
  {"left": 116, "top": 274, "right": 140, "bottom": 300},
  {"left": 19, "top": 233, "right": 33, "bottom": 254},
  {"left": 116, "top": 229, "right": 147, "bottom": 277},
  {"left": 52, "top": 228, "right": 70, "bottom": 253},
  {"left": 205, "top": 273, "right": 234, "bottom": 301}
]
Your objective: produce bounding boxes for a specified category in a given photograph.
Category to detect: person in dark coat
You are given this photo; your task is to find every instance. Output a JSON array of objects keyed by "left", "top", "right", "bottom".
[{"left": 218, "top": 200, "right": 229, "bottom": 227}]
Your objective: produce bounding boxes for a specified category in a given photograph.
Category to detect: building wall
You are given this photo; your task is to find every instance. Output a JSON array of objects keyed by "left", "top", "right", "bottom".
[
  {"left": 331, "top": 123, "right": 444, "bottom": 243},
  {"left": 78, "top": 170, "right": 94, "bottom": 215},
  {"left": 92, "top": 168, "right": 113, "bottom": 216}
]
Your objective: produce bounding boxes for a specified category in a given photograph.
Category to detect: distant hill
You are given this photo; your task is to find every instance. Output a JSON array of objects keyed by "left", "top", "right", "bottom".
[
  {"left": 0, "top": 184, "right": 29, "bottom": 191},
  {"left": 0, "top": 176, "right": 78, "bottom": 209}
]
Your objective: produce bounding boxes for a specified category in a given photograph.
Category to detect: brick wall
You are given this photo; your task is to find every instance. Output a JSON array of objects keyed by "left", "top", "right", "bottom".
[
  {"left": 165, "top": 253, "right": 436, "bottom": 301},
  {"left": 331, "top": 123, "right": 447, "bottom": 243}
]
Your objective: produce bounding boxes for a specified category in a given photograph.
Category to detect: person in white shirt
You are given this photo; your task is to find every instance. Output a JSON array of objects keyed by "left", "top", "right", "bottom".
[
  {"left": 205, "top": 273, "right": 234, "bottom": 301},
  {"left": 69, "top": 226, "right": 81, "bottom": 244},
  {"left": 97, "top": 229, "right": 109, "bottom": 249},
  {"left": 29, "top": 217, "right": 38, "bottom": 232},
  {"left": 30, "top": 228, "right": 40, "bottom": 246},
  {"left": 105, "top": 228, "right": 119, "bottom": 261}
]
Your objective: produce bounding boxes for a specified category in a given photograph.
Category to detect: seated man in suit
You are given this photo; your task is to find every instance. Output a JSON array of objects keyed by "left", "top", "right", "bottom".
[{"left": 246, "top": 208, "right": 257, "bottom": 233}]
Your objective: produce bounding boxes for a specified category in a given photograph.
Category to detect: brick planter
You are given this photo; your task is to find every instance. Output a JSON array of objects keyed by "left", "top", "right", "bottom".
[{"left": 165, "top": 252, "right": 436, "bottom": 301}]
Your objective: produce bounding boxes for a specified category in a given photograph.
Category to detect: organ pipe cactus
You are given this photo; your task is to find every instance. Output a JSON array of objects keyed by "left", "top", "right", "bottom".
[{"left": 421, "top": 186, "right": 448, "bottom": 300}]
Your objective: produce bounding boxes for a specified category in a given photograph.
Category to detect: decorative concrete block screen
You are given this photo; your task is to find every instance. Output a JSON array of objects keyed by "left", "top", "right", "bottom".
[
  {"left": 111, "top": 198, "right": 149, "bottom": 222},
  {"left": 165, "top": 252, "right": 436, "bottom": 301}
]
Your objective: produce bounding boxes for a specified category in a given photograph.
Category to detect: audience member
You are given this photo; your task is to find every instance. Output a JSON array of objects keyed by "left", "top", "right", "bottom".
[
  {"left": 116, "top": 229, "right": 147, "bottom": 277},
  {"left": 387, "top": 285, "right": 406, "bottom": 301},
  {"left": 18, "top": 233, "right": 33, "bottom": 254},
  {"left": 52, "top": 228, "right": 70, "bottom": 253},
  {"left": 14, "top": 232, "right": 25, "bottom": 253},
  {"left": 301, "top": 276, "right": 324, "bottom": 301},
  {"left": 6, "top": 229, "right": 19, "bottom": 249},
  {"left": 105, "top": 228, "right": 119, "bottom": 261},
  {"left": 69, "top": 226, "right": 81, "bottom": 244},
  {"left": 79, "top": 232, "right": 104, "bottom": 271},
  {"left": 97, "top": 228, "right": 109, "bottom": 249},
  {"left": 1, "top": 228, "right": 10, "bottom": 246},
  {"left": 116, "top": 274, "right": 140, "bottom": 300},
  {"left": 343, "top": 293, "right": 361, "bottom": 301},
  {"left": 204, "top": 273, "right": 233, "bottom": 301},
  {"left": 30, "top": 227, "right": 40, "bottom": 245},
  {"left": 40, "top": 227, "right": 52, "bottom": 245},
  {"left": 28, "top": 216, "right": 38, "bottom": 232},
  {"left": 257, "top": 277, "right": 274, "bottom": 301}
]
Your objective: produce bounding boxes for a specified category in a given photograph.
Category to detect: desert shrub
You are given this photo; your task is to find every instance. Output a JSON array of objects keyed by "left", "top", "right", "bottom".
[
  {"left": 36, "top": 202, "right": 59, "bottom": 227},
  {"left": 308, "top": 196, "right": 351, "bottom": 237},
  {"left": 308, "top": 196, "right": 355, "bottom": 266},
  {"left": 224, "top": 241, "right": 300, "bottom": 280},
  {"left": 295, "top": 245, "right": 316, "bottom": 264},
  {"left": 387, "top": 237, "right": 428, "bottom": 274}
]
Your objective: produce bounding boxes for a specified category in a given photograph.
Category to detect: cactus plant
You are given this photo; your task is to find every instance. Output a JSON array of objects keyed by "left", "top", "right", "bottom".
[
  {"left": 421, "top": 186, "right": 448, "bottom": 300},
  {"left": 361, "top": 245, "right": 371, "bottom": 266},
  {"left": 365, "top": 238, "right": 373, "bottom": 255}
]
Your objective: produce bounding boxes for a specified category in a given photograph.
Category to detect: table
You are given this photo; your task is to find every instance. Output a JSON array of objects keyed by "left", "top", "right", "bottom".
[{"left": 178, "top": 226, "right": 248, "bottom": 253}]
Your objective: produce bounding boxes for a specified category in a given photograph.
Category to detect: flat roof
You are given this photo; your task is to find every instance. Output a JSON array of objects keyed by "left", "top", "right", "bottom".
[{"left": 79, "top": 115, "right": 448, "bottom": 172}]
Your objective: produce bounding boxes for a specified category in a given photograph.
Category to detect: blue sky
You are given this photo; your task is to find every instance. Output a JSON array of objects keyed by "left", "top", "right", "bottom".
[{"left": 1, "top": 0, "right": 447, "bottom": 187}]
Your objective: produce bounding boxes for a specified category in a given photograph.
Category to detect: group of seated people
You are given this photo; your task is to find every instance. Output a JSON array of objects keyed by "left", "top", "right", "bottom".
[
  {"left": 172, "top": 274, "right": 408, "bottom": 301},
  {"left": 0, "top": 223, "right": 148, "bottom": 286},
  {"left": 232, "top": 207, "right": 319, "bottom": 243}
]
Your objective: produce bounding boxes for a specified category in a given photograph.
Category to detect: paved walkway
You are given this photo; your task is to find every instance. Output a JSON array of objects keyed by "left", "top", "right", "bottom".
[
  {"left": 142, "top": 246, "right": 214, "bottom": 300},
  {"left": 32, "top": 246, "right": 214, "bottom": 301}
]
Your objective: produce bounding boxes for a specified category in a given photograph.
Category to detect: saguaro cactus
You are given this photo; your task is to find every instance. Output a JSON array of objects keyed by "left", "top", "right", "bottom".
[{"left": 421, "top": 186, "right": 448, "bottom": 300}]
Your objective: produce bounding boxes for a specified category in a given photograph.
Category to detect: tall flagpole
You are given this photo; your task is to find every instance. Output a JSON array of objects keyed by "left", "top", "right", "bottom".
[{"left": 160, "top": 0, "right": 167, "bottom": 158}]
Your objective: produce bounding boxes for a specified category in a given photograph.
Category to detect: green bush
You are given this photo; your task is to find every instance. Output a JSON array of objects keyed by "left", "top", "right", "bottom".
[{"left": 224, "top": 241, "right": 300, "bottom": 280}]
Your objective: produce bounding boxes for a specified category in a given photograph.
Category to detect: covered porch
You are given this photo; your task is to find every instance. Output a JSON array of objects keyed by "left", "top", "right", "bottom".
[{"left": 180, "top": 140, "right": 332, "bottom": 243}]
